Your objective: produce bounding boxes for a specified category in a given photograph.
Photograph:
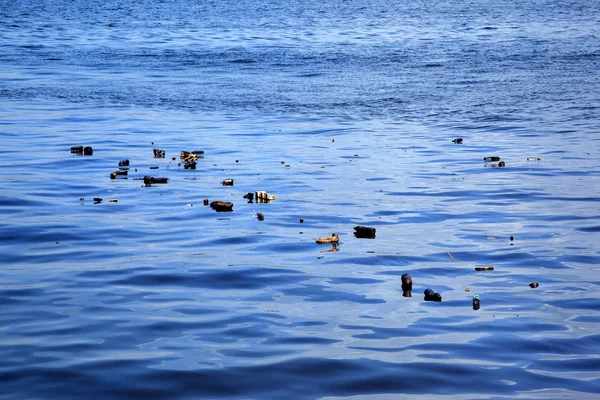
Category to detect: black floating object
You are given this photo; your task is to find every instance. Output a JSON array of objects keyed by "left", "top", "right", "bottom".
[
  {"left": 257, "top": 213, "right": 264, "bottom": 221},
  {"left": 83, "top": 146, "right": 93, "bottom": 155},
  {"left": 354, "top": 225, "right": 376, "bottom": 239},
  {"left": 110, "top": 170, "right": 128, "bottom": 179},
  {"left": 483, "top": 156, "right": 501, "bottom": 162},
  {"left": 71, "top": 145, "right": 83, "bottom": 154},
  {"left": 473, "top": 294, "right": 480, "bottom": 310},
  {"left": 143, "top": 176, "right": 168, "bottom": 186},
  {"left": 118, "top": 159, "right": 130, "bottom": 167},
  {"left": 221, "top": 179, "right": 234, "bottom": 186},
  {"left": 401, "top": 273, "right": 412, "bottom": 297},
  {"left": 153, "top": 148, "right": 165, "bottom": 158},
  {"left": 529, "top": 282, "right": 539, "bottom": 288},
  {"left": 93, "top": 197, "right": 103, "bottom": 203},
  {"left": 498, "top": 161, "right": 506, "bottom": 167},
  {"left": 184, "top": 161, "right": 197, "bottom": 169},
  {"left": 424, "top": 288, "right": 442, "bottom": 302},
  {"left": 452, "top": 138, "right": 463, "bottom": 144}
]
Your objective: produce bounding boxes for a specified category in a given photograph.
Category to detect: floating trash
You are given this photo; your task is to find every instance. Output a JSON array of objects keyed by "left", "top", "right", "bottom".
[
  {"left": 452, "top": 138, "right": 463, "bottom": 144},
  {"left": 118, "top": 160, "right": 130, "bottom": 166},
  {"left": 475, "top": 266, "right": 494, "bottom": 271},
  {"left": 424, "top": 288, "right": 442, "bottom": 302},
  {"left": 110, "top": 170, "right": 128, "bottom": 179},
  {"left": 316, "top": 233, "right": 338, "bottom": 244},
  {"left": 401, "top": 273, "right": 412, "bottom": 297},
  {"left": 255, "top": 191, "right": 276, "bottom": 202},
  {"left": 473, "top": 294, "right": 480, "bottom": 310},
  {"left": 257, "top": 213, "right": 264, "bottom": 221},
  {"left": 354, "top": 226, "right": 376, "bottom": 239},
  {"left": 483, "top": 156, "right": 501, "bottom": 162},
  {"left": 529, "top": 282, "right": 539, "bottom": 288},
  {"left": 210, "top": 200, "right": 233, "bottom": 212},
  {"left": 153, "top": 148, "right": 165, "bottom": 158},
  {"left": 143, "top": 176, "right": 168, "bottom": 186},
  {"left": 221, "top": 179, "right": 234, "bottom": 186}
]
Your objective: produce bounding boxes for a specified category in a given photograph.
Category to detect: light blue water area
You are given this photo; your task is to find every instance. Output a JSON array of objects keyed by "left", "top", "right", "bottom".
[{"left": 1, "top": 1, "right": 599, "bottom": 398}]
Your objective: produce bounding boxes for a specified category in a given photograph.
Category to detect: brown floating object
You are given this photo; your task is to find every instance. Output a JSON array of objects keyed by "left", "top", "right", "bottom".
[
  {"left": 180, "top": 150, "right": 204, "bottom": 162},
  {"left": 221, "top": 179, "right": 234, "bottom": 186},
  {"left": 210, "top": 200, "right": 233, "bottom": 212},
  {"left": 475, "top": 266, "right": 494, "bottom": 271},
  {"left": 108, "top": 199, "right": 118, "bottom": 203},
  {"left": 203, "top": 198, "right": 209, "bottom": 206},
  {"left": 255, "top": 191, "right": 276, "bottom": 201},
  {"left": 110, "top": 170, "right": 128, "bottom": 179},
  {"left": 118, "top": 160, "right": 130, "bottom": 166},
  {"left": 483, "top": 156, "right": 501, "bottom": 162},
  {"left": 153, "top": 148, "right": 165, "bottom": 158},
  {"left": 354, "top": 226, "right": 376, "bottom": 239},
  {"left": 257, "top": 213, "right": 264, "bottom": 221},
  {"left": 316, "top": 233, "right": 339, "bottom": 244}
]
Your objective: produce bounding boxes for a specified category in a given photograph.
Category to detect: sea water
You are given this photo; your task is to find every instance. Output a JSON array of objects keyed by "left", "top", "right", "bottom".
[{"left": 1, "top": 0, "right": 599, "bottom": 398}]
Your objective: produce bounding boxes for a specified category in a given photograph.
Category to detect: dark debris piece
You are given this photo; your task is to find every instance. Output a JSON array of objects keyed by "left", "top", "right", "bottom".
[
  {"left": 452, "top": 138, "right": 463, "bottom": 144},
  {"left": 210, "top": 200, "right": 233, "bottom": 212},
  {"left": 118, "top": 160, "right": 130, "bottom": 166},
  {"left": 354, "top": 225, "right": 376, "bottom": 239},
  {"left": 529, "top": 282, "right": 539, "bottom": 288},
  {"left": 110, "top": 170, "right": 128, "bottom": 179},
  {"left": 143, "top": 176, "right": 169, "bottom": 186},
  {"left": 153, "top": 148, "right": 166, "bottom": 158},
  {"left": 424, "top": 288, "right": 442, "bottom": 302}
]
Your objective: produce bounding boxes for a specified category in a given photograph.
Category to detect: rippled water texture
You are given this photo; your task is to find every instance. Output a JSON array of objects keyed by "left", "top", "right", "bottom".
[{"left": 1, "top": 0, "right": 599, "bottom": 399}]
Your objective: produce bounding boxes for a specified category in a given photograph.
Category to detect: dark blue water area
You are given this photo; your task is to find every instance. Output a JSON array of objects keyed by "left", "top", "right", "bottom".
[{"left": 1, "top": 0, "right": 600, "bottom": 399}]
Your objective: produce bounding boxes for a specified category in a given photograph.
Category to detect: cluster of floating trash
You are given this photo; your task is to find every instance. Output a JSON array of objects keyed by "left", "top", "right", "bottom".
[{"left": 71, "top": 138, "right": 540, "bottom": 308}]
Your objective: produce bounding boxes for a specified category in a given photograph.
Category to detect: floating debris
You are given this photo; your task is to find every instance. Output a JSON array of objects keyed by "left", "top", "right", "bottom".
[
  {"left": 143, "top": 176, "right": 169, "bottom": 186},
  {"left": 110, "top": 170, "right": 128, "bottom": 179},
  {"left": 203, "top": 198, "right": 209, "bottom": 206},
  {"left": 255, "top": 191, "right": 276, "bottom": 202},
  {"left": 483, "top": 156, "right": 501, "bottom": 162},
  {"left": 316, "top": 233, "right": 339, "bottom": 244},
  {"left": 210, "top": 200, "right": 233, "bottom": 212},
  {"left": 184, "top": 160, "right": 197, "bottom": 169},
  {"left": 93, "top": 197, "right": 103, "bottom": 203},
  {"left": 153, "top": 148, "right": 165, "bottom": 158},
  {"left": 299, "top": 218, "right": 304, "bottom": 223},
  {"left": 243, "top": 192, "right": 254, "bottom": 202},
  {"left": 473, "top": 294, "right": 480, "bottom": 310},
  {"left": 257, "top": 213, "right": 264, "bottom": 221},
  {"left": 354, "top": 226, "right": 376, "bottom": 239},
  {"left": 118, "top": 160, "right": 130, "bottom": 166},
  {"left": 71, "top": 145, "right": 93, "bottom": 155},
  {"left": 108, "top": 199, "right": 118, "bottom": 203},
  {"left": 529, "top": 282, "right": 539, "bottom": 288},
  {"left": 221, "top": 179, "right": 234, "bottom": 186},
  {"left": 475, "top": 266, "right": 494, "bottom": 271},
  {"left": 527, "top": 157, "right": 542, "bottom": 161},
  {"left": 180, "top": 150, "right": 204, "bottom": 162},
  {"left": 424, "top": 288, "right": 442, "bottom": 302},
  {"left": 401, "top": 273, "right": 412, "bottom": 297},
  {"left": 447, "top": 252, "right": 457, "bottom": 262},
  {"left": 149, "top": 166, "right": 159, "bottom": 170},
  {"left": 452, "top": 138, "right": 463, "bottom": 144}
]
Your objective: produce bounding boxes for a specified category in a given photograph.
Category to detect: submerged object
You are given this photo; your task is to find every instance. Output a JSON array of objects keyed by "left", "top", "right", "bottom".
[
  {"left": 473, "top": 294, "right": 480, "bottom": 310},
  {"left": 424, "top": 288, "right": 442, "bottom": 302},
  {"left": 354, "top": 226, "right": 376, "bottom": 239},
  {"left": 316, "top": 233, "right": 339, "bottom": 244},
  {"left": 210, "top": 200, "right": 233, "bottom": 212},
  {"left": 401, "top": 273, "right": 412, "bottom": 297}
]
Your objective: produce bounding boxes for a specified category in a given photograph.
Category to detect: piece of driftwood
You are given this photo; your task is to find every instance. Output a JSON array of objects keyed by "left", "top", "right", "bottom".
[
  {"left": 316, "top": 233, "right": 338, "bottom": 244},
  {"left": 475, "top": 266, "right": 494, "bottom": 271}
]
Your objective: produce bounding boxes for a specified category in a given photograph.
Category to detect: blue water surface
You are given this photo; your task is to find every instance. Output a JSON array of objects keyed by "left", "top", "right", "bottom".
[{"left": 1, "top": 0, "right": 599, "bottom": 398}]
